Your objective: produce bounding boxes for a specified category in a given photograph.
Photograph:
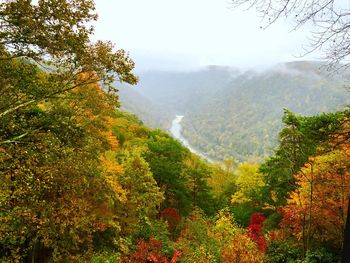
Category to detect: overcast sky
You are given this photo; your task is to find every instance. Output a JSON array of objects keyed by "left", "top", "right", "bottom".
[{"left": 93, "top": 0, "right": 320, "bottom": 71}]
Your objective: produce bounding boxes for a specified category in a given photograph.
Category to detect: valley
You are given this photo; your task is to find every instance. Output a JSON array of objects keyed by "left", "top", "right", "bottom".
[
  {"left": 119, "top": 61, "right": 350, "bottom": 162},
  {"left": 169, "top": 115, "right": 213, "bottom": 162}
]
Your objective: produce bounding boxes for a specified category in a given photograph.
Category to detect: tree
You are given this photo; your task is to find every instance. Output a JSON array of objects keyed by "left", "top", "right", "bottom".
[
  {"left": 124, "top": 237, "right": 181, "bottom": 263},
  {"left": 182, "top": 154, "right": 215, "bottom": 216},
  {"left": 0, "top": 1, "right": 138, "bottom": 260},
  {"left": 175, "top": 209, "right": 221, "bottom": 263},
  {"left": 144, "top": 130, "right": 191, "bottom": 215},
  {"left": 260, "top": 110, "right": 344, "bottom": 207},
  {"left": 0, "top": 0, "right": 137, "bottom": 145},
  {"left": 231, "top": 0, "right": 350, "bottom": 67},
  {"left": 212, "top": 209, "right": 265, "bottom": 263},
  {"left": 231, "top": 163, "right": 265, "bottom": 206},
  {"left": 281, "top": 148, "right": 350, "bottom": 253},
  {"left": 207, "top": 161, "right": 236, "bottom": 198},
  {"left": 247, "top": 213, "right": 267, "bottom": 252},
  {"left": 117, "top": 149, "right": 164, "bottom": 236},
  {"left": 0, "top": 81, "right": 126, "bottom": 262}
]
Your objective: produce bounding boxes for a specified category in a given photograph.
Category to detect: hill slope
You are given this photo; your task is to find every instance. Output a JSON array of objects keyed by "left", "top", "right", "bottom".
[{"left": 118, "top": 61, "right": 350, "bottom": 161}]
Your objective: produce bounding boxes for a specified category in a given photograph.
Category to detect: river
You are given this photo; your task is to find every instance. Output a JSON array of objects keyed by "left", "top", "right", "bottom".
[{"left": 169, "top": 115, "right": 213, "bottom": 162}]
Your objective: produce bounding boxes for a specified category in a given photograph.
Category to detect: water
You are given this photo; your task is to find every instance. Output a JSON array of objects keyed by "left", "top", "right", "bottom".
[{"left": 170, "top": 115, "right": 213, "bottom": 162}]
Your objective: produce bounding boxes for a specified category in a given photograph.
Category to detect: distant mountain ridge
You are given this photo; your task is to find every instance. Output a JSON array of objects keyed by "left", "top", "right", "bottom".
[
  {"left": 118, "top": 84, "right": 172, "bottom": 129},
  {"left": 118, "top": 61, "right": 350, "bottom": 162}
]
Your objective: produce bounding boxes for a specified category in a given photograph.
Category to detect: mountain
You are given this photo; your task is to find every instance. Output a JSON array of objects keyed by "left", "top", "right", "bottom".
[
  {"left": 118, "top": 61, "right": 350, "bottom": 162},
  {"left": 118, "top": 84, "right": 173, "bottom": 129},
  {"left": 135, "top": 65, "right": 239, "bottom": 114}
]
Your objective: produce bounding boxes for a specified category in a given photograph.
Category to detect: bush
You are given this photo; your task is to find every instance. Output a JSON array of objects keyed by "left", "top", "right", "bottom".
[
  {"left": 267, "top": 240, "right": 302, "bottom": 263},
  {"left": 302, "top": 248, "right": 340, "bottom": 263}
]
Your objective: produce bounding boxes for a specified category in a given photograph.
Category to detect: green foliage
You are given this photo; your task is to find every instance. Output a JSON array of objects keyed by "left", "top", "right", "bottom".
[
  {"left": 231, "top": 204, "right": 259, "bottom": 227},
  {"left": 260, "top": 109, "right": 345, "bottom": 207},
  {"left": 261, "top": 211, "right": 283, "bottom": 232},
  {"left": 176, "top": 209, "right": 221, "bottom": 263},
  {"left": 134, "top": 218, "right": 174, "bottom": 257},
  {"left": 92, "top": 251, "right": 121, "bottom": 263},
  {"left": 183, "top": 154, "right": 216, "bottom": 216},
  {"left": 266, "top": 240, "right": 302, "bottom": 263},
  {"left": 0, "top": 85, "right": 118, "bottom": 261},
  {"left": 117, "top": 149, "right": 164, "bottom": 236},
  {"left": 144, "top": 130, "right": 191, "bottom": 215},
  {"left": 302, "top": 248, "right": 341, "bottom": 263},
  {"left": 231, "top": 163, "right": 265, "bottom": 205},
  {"left": 1, "top": 1, "right": 348, "bottom": 262}
]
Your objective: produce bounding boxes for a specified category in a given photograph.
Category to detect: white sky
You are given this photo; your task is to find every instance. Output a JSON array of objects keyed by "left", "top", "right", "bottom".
[{"left": 93, "top": 0, "right": 320, "bottom": 71}]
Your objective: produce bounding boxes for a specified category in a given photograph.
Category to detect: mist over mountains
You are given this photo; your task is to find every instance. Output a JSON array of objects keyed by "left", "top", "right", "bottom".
[{"left": 118, "top": 61, "right": 350, "bottom": 162}]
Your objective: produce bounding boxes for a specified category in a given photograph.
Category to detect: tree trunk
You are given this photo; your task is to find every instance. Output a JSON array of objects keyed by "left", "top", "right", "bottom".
[
  {"left": 342, "top": 197, "right": 350, "bottom": 263},
  {"left": 306, "top": 164, "right": 313, "bottom": 251}
]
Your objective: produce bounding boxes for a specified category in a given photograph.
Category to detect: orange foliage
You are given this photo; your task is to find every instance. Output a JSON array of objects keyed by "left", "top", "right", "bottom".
[
  {"left": 123, "top": 237, "right": 181, "bottom": 263},
  {"left": 222, "top": 232, "right": 264, "bottom": 263},
  {"left": 281, "top": 147, "right": 350, "bottom": 248}
]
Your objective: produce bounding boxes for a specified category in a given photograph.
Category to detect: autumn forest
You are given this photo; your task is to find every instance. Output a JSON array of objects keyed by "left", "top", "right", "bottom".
[{"left": 0, "top": 0, "right": 350, "bottom": 263}]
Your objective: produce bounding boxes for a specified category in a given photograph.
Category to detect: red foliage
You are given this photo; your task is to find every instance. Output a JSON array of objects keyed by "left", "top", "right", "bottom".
[
  {"left": 248, "top": 213, "right": 267, "bottom": 253},
  {"left": 160, "top": 208, "right": 181, "bottom": 232},
  {"left": 280, "top": 206, "right": 303, "bottom": 235},
  {"left": 124, "top": 237, "right": 181, "bottom": 263},
  {"left": 148, "top": 250, "right": 182, "bottom": 263}
]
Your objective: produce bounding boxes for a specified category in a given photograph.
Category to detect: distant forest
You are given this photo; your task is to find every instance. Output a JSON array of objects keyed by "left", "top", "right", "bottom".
[{"left": 120, "top": 62, "right": 349, "bottom": 162}]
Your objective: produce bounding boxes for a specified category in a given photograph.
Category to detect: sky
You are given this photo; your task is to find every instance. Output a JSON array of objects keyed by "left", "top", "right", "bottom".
[{"left": 92, "top": 0, "right": 321, "bottom": 71}]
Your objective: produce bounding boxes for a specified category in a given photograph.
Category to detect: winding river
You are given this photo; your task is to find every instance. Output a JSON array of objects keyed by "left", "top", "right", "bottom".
[{"left": 169, "top": 115, "right": 212, "bottom": 162}]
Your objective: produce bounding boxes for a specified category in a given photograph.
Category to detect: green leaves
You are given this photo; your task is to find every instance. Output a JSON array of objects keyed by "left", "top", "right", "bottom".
[{"left": 260, "top": 110, "right": 346, "bottom": 207}]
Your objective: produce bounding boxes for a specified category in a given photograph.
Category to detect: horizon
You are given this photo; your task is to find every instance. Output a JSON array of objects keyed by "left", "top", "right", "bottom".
[{"left": 127, "top": 59, "right": 331, "bottom": 75}]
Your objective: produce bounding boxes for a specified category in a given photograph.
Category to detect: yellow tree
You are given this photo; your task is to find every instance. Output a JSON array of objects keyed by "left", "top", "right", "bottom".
[
  {"left": 282, "top": 148, "right": 350, "bottom": 251},
  {"left": 231, "top": 163, "right": 265, "bottom": 205}
]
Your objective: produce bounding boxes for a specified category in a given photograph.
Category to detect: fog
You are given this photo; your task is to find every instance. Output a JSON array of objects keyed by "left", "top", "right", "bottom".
[{"left": 93, "top": 0, "right": 322, "bottom": 72}]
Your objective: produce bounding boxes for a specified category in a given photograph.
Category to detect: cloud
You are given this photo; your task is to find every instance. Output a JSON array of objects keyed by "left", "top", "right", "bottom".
[{"left": 93, "top": 0, "right": 320, "bottom": 70}]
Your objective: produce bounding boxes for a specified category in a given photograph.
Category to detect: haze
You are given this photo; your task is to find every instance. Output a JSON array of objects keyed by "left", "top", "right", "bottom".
[{"left": 93, "top": 0, "right": 320, "bottom": 71}]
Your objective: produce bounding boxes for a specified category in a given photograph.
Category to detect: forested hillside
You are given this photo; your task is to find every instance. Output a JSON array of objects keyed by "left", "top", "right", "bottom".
[
  {"left": 118, "top": 85, "right": 172, "bottom": 129},
  {"left": 183, "top": 62, "right": 349, "bottom": 161},
  {"left": 118, "top": 65, "right": 238, "bottom": 130},
  {"left": 1, "top": 1, "right": 350, "bottom": 263},
  {"left": 120, "top": 62, "right": 349, "bottom": 161}
]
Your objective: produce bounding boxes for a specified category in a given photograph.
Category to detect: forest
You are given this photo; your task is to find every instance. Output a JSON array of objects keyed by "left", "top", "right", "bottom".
[
  {"left": 120, "top": 63, "right": 349, "bottom": 162},
  {"left": 1, "top": 0, "right": 350, "bottom": 262}
]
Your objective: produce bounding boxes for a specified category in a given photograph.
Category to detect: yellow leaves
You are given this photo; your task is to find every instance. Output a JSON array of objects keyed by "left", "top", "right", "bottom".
[
  {"left": 284, "top": 147, "right": 350, "bottom": 248},
  {"left": 231, "top": 163, "right": 265, "bottom": 205},
  {"left": 222, "top": 232, "right": 264, "bottom": 263},
  {"left": 100, "top": 152, "right": 123, "bottom": 175},
  {"left": 105, "top": 176, "right": 127, "bottom": 203},
  {"left": 271, "top": 191, "right": 278, "bottom": 203},
  {"left": 100, "top": 152, "right": 127, "bottom": 203},
  {"left": 210, "top": 209, "right": 265, "bottom": 263},
  {"left": 231, "top": 192, "right": 251, "bottom": 204},
  {"left": 207, "top": 162, "right": 235, "bottom": 197},
  {"left": 37, "top": 102, "right": 46, "bottom": 111},
  {"left": 102, "top": 130, "right": 119, "bottom": 151}
]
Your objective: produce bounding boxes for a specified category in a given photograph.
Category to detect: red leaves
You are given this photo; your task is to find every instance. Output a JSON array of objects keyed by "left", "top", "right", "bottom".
[
  {"left": 125, "top": 237, "right": 181, "bottom": 263},
  {"left": 248, "top": 213, "right": 267, "bottom": 253},
  {"left": 148, "top": 250, "right": 182, "bottom": 263},
  {"left": 160, "top": 208, "right": 181, "bottom": 232},
  {"left": 126, "top": 237, "right": 164, "bottom": 263}
]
